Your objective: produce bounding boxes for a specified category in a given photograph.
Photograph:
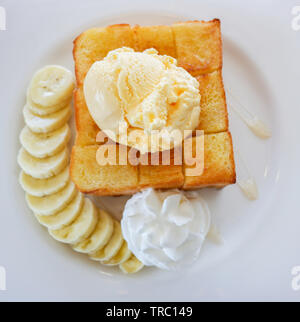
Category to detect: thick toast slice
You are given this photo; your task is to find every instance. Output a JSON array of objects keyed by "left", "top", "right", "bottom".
[
  {"left": 74, "top": 87, "right": 99, "bottom": 146},
  {"left": 73, "top": 21, "right": 222, "bottom": 84},
  {"left": 196, "top": 71, "right": 228, "bottom": 133},
  {"left": 70, "top": 144, "right": 139, "bottom": 195},
  {"left": 138, "top": 147, "right": 184, "bottom": 190},
  {"left": 183, "top": 132, "right": 235, "bottom": 189},
  {"left": 172, "top": 19, "right": 222, "bottom": 76},
  {"left": 133, "top": 24, "right": 176, "bottom": 57},
  {"left": 73, "top": 24, "right": 135, "bottom": 86},
  {"left": 70, "top": 131, "right": 235, "bottom": 195},
  {"left": 71, "top": 21, "right": 235, "bottom": 195},
  {"left": 73, "top": 22, "right": 228, "bottom": 140}
]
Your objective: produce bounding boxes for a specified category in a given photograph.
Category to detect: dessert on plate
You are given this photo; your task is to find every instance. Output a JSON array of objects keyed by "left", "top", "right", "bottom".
[
  {"left": 71, "top": 20, "right": 235, "bottom": 195},
  {"left": 18, "top": 19, "right": 236, "bottom": 274}
]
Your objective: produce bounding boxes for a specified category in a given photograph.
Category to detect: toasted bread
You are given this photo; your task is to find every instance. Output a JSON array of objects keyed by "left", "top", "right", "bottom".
[
  {"left": 73, "top": 24, "right": 135, "bottom": 86},
  {"left": 172, "top": 19, "right": 222, "bottom": 75},
  {"left": 70, "top": 144, "right": 138, "bottom": 195},
  {"left": 71, "top": 21, "right": 235, "bottom": 195},
  {"left": 196, "top": 70, "right": 228, "bottom": 133},
  {"left": 138, "top": 147, "right": 184, "bottom": 190},
  {"left": 183, "top": 132, "right": 235, "bottom": 189},
  {"left": 133, "top": 25, "right": 176, "bottom": 57},
  {"left": 73, "top": 22, "right": 228, "bottom": 141},
  {"left": 70, "top": 131, "right": 235, "bottom": 195}
]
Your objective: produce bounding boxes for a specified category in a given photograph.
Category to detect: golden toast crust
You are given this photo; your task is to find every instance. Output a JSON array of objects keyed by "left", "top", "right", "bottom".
[
  {"left": 133, "top": 24, "right": 177, "bottom": 57},
  {"left": 183, "top": 132, "right": 236, "bottom": 189},
  {"left": 70, "top": 144, "right": 139, "bottom": 196},
  {"left": 70, "top": 132, "right": 236, "bottom": 195},
  {"left": 196, "top": 71, "right": 228, "bottom": 133},
  {"left": 73, "top": 24, "right": 135, "bottom": 86},
  {"left": 71, "top": 21, "right": 236, "bottom": 195},
  {"left": 172, "top": 19, "right": 222, "bottom": 75}
]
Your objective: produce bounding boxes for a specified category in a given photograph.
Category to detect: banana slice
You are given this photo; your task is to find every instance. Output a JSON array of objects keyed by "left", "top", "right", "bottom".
[
  {"left": 73, "top": 209, "right": 114, "bottom": 254},
  {"left": 49, "top": 198, "right": 98, "bottom": 244},
  {"left": 18, "top": 147, "right": 68, "bottom": 179},
  {"left": 26, "top": 96, "right": 71, "bottom": 116},
  {"left": 28, "top": 65, "right": 74, "bottom": 107},
  {"left": 19, "top": 167, "right": 69, "bottom": 197},
  {"left": 119, "top": 256, "right": 144, "bottom": 274},
  {"left": 35, "top": 192, "right": 83, "bottom": 230},
  {"left": 102, "top": 241, "right": 132, "bottom": 266},
  {"left": 20, "top": 124, "right": 70, "bottom": 158},
  {"left": 23, "top": 103, "right": 71, "bottom": 134},
  {"left": 26, "top": 180, "right": 76, "bottom": 216},
  {"left": 89, "top": 221, "right": 123, "bottom": 262}
]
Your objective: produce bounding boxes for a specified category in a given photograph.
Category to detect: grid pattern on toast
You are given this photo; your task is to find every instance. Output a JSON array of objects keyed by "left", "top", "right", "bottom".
[
  {"left": 70, "top": 132, "right": 235, "bottom": 195},
  {"left": 73, "top": 20, "right": 222, "bottom": 85},
  {"left": 71, "top": 21, "right": 235, "bottom": 195},
  {"left": 73, "top": 21, "right": 227, "bottom": 137}
]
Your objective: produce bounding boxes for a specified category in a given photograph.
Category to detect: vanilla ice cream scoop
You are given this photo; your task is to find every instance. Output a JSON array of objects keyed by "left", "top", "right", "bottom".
[
  {"left": 84, "top": 47, "right": 201, "bottom": 153},
  {"left": 121, "top": 188, "right": 211, "bottom": 271}
]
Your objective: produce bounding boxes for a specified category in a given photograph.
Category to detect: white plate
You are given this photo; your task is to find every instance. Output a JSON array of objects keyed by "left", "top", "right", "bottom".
[{"left": 0, "top": 0, "right": 300, "bottom": 301}]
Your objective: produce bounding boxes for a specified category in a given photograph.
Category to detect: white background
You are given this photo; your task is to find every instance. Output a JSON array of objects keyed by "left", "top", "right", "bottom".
[{"left": 0, "top": 0, "right": 300, "bottom": 301}]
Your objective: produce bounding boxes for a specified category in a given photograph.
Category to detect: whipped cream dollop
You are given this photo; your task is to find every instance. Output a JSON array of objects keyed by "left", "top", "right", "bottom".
[
  {"left": 84, "top": 47, "right": 201, "bottom": 153},
  {"left": 121, "top": 189, "right": 211, "bottom": 270}
]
